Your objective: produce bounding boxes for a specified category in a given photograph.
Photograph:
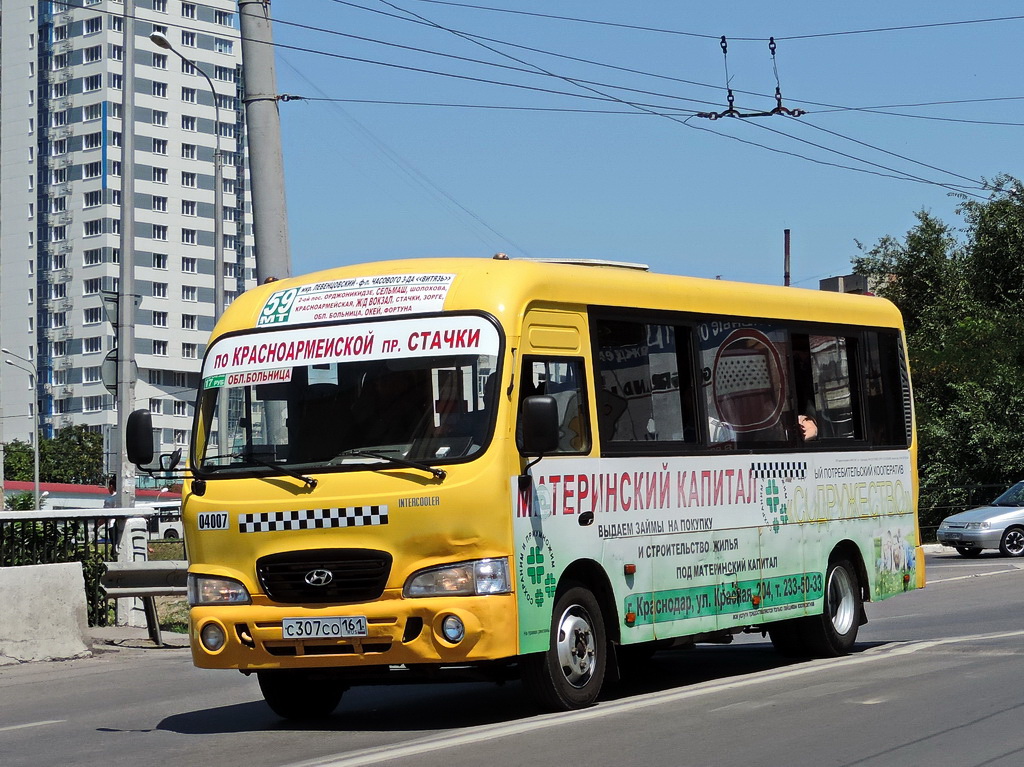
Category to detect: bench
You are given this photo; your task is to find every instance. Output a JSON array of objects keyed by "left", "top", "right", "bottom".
[{"left": 101, "top": 560, "right": 188, "bottom": 646}]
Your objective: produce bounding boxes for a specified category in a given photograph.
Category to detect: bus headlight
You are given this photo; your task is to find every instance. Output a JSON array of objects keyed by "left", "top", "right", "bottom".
[
  {"left": 188, "top": 574, "right": 252, "bottom": 606},
  {"left": 404, "top": 558, "right": 511, "bottom": 597}
]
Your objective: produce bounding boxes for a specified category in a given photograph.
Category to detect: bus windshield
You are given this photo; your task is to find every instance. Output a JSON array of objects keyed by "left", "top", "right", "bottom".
[{"left": 194, "top": 315, "right": 501, "bottom": 476}]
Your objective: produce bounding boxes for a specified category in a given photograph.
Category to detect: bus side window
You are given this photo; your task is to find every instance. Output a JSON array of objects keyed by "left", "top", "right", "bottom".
[
  {"left": 517, "top": 357, "right": 590, "bottom": 454},
  {"left": 864, "top": 331, "right": 911, "bottom": 447},
  {"left": 791, "top": 333, "right": 861, "bottom": 444}
]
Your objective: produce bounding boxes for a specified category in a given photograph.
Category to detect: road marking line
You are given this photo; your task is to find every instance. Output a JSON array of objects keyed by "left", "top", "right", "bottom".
[
  {"left": 0, "top": 720, "right": 65, "bottom": 733},
  {"left": 927, "top": 567, "right": 1023, "bottom": 584},
  {"left": 287, "top": 630, "right": 1024, "bottom": 767}
]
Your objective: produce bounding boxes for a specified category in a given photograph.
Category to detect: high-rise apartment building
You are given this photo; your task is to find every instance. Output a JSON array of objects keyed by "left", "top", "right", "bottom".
[{"left": 1, "top": 0, "right": 256, "bottom": 474}]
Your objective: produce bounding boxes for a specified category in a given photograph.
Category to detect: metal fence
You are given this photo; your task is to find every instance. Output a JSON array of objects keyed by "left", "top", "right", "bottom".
[
  {"left": 918, "top": 483, "right": 1005, "bottom": 541},
  {"left": 0, "top": 508, "right": 161, "bottom": 627}
]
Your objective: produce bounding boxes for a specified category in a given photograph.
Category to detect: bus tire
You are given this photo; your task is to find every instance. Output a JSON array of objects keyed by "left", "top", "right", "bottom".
[
  {"left": 257, "top": 670, "right": 344, "bottom": 720},
  {"left": 768, "top": 559, "right": 861, "bottom": 658},
  {"left": 804, "top": 559, "right": 862, "bottom": 657},
  {"left": 522, "top": 584, "right": 607, "bottom": 711}
]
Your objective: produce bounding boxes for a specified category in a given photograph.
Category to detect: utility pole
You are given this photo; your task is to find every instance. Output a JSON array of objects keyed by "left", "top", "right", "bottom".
[
  {"left": 238, "top": 0, "right": 292, "bottom": 282},
  {"left": 115, "top": 1, "right": 138, "bottom": 508},
  {"left": 784, "top": 228, "right": 791, "bottom": 287}
]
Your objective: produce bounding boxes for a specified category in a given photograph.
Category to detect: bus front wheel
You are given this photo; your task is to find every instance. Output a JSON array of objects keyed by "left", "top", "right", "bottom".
[
  {"left": 257, "top": 670, "right": 345, "bottom": 720},
  {"left": 769, "top": 559, "right": 862, "bottom": 658},
  {"left": 522, "top": 584, "right": 607, "bottom": 711}
]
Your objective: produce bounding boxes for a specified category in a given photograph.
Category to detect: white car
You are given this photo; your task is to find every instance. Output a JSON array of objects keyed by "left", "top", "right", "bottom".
[{"left": 936, "top": 481, "right": 1024, "bottom": 557}]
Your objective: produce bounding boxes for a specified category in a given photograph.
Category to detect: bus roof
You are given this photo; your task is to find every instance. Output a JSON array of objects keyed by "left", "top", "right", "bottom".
[{"left": 217, "top": 257, "right": 903, "bottom": 342}]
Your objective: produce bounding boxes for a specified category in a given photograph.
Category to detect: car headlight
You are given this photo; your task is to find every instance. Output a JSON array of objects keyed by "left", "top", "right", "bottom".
[
  {"left": 965, "top": 521, "right": 991, "bottom": 530},
  {"left": 938, "top": 521, "right": 950, "bottom": 530},
  {"left": 187, "top": 574, "right": 252, "bottom": 606},
  {"left": 404, "top": 558, "right": 511, "bottom": 597}
]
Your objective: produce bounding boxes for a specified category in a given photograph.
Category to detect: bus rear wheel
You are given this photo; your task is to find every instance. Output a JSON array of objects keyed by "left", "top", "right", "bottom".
[
  {"left": 257, "top": 670, "right": 345, "bottom": 720},
  {"left": 522, "top": 584, "right": 607, "bottom": 711},
  {"left": 768, "top": 559, "right": 862, "bottom": 658}
]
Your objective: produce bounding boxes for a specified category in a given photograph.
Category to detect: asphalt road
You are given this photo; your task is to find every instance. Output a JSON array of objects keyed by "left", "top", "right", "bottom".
[{"left": 2, "top": 549, "right": 1022, "bottom": 767}]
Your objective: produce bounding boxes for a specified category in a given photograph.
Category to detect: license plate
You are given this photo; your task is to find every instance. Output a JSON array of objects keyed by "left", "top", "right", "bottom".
[
  {"left": 282, "top": 616, "right": 367, "bottom": 639},
  {"left": 946, "top": 534, "right": 962, "bottom": 540}
]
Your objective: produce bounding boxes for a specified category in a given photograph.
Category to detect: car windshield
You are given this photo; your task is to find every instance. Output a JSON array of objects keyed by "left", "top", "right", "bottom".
[
  {"left": 991, "top": 481, "right": 1024, "bottom": 507},
  {"left": 194, "top": 315, "right": 501, "bottom": 476}
]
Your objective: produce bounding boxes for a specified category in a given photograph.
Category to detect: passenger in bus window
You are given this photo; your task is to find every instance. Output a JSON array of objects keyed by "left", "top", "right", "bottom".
[{"left": 798, "top": 413, "right": 819, "bottom": 442}]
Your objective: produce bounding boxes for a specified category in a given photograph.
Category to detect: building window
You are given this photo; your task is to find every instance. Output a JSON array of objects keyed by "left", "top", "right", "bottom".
[
  {"left": 182, "top": 314, "right": 197, "bottom": 330},
  {"left": 182, "top": 171, "right": 197, "bottom": 187},
  {"left": 50, "top": 82, "right": 68, "bottom": 99},
  {"left": 214, "top": 39, "right": 233, "bottom": 55},
  {"left": 84, "top": 190, "right": 101, "bottom": 208},
  {"left": 152, "top": 53, "right": 168, "bottom": 70},
  {"left": 153, "top": 282, "right": 168, "bottom": 298},
  {"left": 51, "top": 196, "right": 68, "bottom": 213},
  {"left": 180, "top": 58, "right": 196, "bottom": 75},
  {"left": 182, "top": 285, "right": 198, "bottom": 302},
  {"left": 149, "top": 370, "right": 163, "bottom": 385},
  {"left": 84, "top": 161, "right": 102, "bottom": 179},
  {"left": 153, "top": 253, "right": 168, "bottom": 269},
  {"left": 84, "top": 74, "right": 102, "bottom": 92},
  {"left": 174, "top": 400, "right": 189, "bottom": 416},
  {"left": 181, "top": 200, "right": 197, "bottom": 217},
  {"left": 51, "top": 110, "right": 68, "bottom": 127},
  {"left": 84, "top": 220, "right": 103, "bottom": 237},
  {"left": 182, "top": 2, "right": 197, "bottom": 18},
  {"left": 84, "top": 279, "right": 102, "bottom": 296},
  {"left": 53, "top": 341, "right": 67, "bottom": 357},
  {"left": 181, "top": 30, "right": 196, "bottom": 47},
  {"left": 109, "top": 73, "right": 123, "bottom": 90},
  {"left": 152, "top": 81, "right": 168, "bottom": 98},
  {"left": 153, "top": 311, "right": 168, "bottom": 327},
  {"left": 84, "top": 337, "right": 103, "bottom": 354},
  {"left": 181, "top": 86, "right": 196, "bottom": 103},
  {"left": 84, "top": 103, "right": 102, "bottom": 121},
  {"left": 181, "top": 115, "right": 196, "bottom": 131},
  {"left": 110, "top": 16, "right": 123, "bottom": 32},
  {"left": 84, "top": 17, "right": 102, "bottom": 35},
  {"left": 84, "top": 132, "right": 102, "bottom": 149},
  {"left": 52, "top": 138, "right": 67, "bottom": 155},
  {"left": 181, "top": 143, "right": 197, "bottom": 160},
  {"left": 152, "top": 195, "right": 168, "bottom": 212},
  {"left": 51, "top": 312, "right": 67, "bottom": 329},
  {"left": 182, "top": 256, "right": 197, "bottom": 272},
  {"left": 152, "top": 138, "right": 168, "bottom": 155},
  {"left": 50, "top": 225, "right": 67, "bottom": 241},
  {"left": 53, "top": 25, "right": 69, "bottom": 42},
  {"left": 153, "top": 224, "right": 168, "bottom": 241},
  {"left": 109, "top": 44, "right": 124, "bottom": 61},
  {"left": 84, "top": 45, "right": 102, "bottom": 63},
  {"left": 174, "top": 429, "right": 187, "bottom": 445},
  {"left": 214, "top": 66, "right": 235, "bottom": 82},
  {"left": 149, "top": 399, "right": 164, "bottom": 414},
  {"left": 153, "top": 0, "right": 167, "bottom": 11},
  {"left": 85, "top": 366, "right": 102, "bottom": 383},
  {"left": 84, "top": 248, "right": 102, "bottom": 265},
  {"left": 110, "top": 161, "right": 121, "bottom": 177},
  {"left": 152, "top": 167, "right": 168, "bottom": 184},
  {"left": 110, "top": 132, "right": 122, "bottom": 148},
  {"left": 152, "top": 110, "right": 168, "bottom": 126},
  {"left": 84, "top": 307, "right": 103, "bottom": 325},
  {"left": 182, "top": 344, "right": 197, "bottom": 360},
  {"left": 154, "top": 341, "right": 169, "bottom": 356},
  {"left": 218, "top": 123, "right": 235, "bottom": 138},
  {"left": 216, "top": 10, "right": 234, "bottom": 25},
  {"left": 182, "top": 229, "right": 197, "bottom": 245}
]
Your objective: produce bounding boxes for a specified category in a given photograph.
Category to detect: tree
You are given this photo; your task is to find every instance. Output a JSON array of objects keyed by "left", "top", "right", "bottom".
[
  {"left": 2, "top": 425, "right": 105, "bottom": 485},
  {"left": 854, "top": 179, "right": 1024, "bottom": 530}
]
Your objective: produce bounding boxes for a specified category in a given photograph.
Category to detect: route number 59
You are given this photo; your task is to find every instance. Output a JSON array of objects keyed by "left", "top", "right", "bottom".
[{"left": 258, "top": 288, "right": 299, "bottom": 326}]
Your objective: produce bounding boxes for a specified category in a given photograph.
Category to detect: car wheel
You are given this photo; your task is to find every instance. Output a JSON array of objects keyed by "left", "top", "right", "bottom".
[
  {"left": 955, "top": 546, "right": 983, "bottom": 558},
  {"left": 522, "top": 584, "right": 607, "bottom": 711},
  {"left": 257, "top": 671, "right": 345, "bottom": 720},
  {"left": 998, "top": 526, "right": 1024, "bottom": 557}
]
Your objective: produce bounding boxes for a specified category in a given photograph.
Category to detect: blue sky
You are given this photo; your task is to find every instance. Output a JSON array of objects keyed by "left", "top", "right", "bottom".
[{"left": 270, "top": 1, "right": 1024, "bottom": 287}]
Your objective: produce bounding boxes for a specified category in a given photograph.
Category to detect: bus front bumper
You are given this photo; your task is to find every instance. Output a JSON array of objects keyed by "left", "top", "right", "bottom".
[{"left": 188, "top": 593, "right": 518, "bottom": 671}]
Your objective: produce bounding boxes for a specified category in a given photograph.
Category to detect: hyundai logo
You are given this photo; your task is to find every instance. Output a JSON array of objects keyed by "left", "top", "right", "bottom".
[{"left": 304, "top": 569, "right": 334, "bottom": 587}]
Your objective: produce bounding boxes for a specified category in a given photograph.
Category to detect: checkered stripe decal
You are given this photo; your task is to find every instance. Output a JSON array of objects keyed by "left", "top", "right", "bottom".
[
  {"left": 749, "top": 461, "right": 807, "bottom": 480},
  {"left": 239, "top": 506, "right": 388, "bottom": 533}
]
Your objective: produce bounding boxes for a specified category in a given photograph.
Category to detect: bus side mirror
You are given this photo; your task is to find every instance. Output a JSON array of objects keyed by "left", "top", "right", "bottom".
[
  {"left": 519, "top": 395, "right": 560, "bottom": 456},
  {"left": 126, "top": 409, "right": 155, "bottom": 466}
]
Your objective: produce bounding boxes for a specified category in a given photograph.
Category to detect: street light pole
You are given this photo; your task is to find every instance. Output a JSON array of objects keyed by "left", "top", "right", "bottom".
[
  {"left": 149, "top": 32, "right": 227, "bottom": 453},
  {"left": 2, "top": 349, "right": 41, "bottom": 510}
]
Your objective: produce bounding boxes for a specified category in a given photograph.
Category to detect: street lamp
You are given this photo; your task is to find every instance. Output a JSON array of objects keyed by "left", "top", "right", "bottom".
[
  {"left": 149, "top": 31, "right": 228, "bottom": 453},
  {"left": 2, "top": 348, "right": 41, "bottom": 510}
]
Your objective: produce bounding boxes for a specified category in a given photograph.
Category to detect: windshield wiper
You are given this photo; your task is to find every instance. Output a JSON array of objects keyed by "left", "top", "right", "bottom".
[
  {"left": 338, "top": 449, "right": 446, "bottom": 481},
  {"left": 230, "top": 449, "right": 318, "bottom": 489}
]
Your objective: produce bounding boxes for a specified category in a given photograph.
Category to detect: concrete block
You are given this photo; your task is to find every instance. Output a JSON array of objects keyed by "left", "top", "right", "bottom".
[{"left": 0, "top": 562, "right": 91, "bottom": 665}]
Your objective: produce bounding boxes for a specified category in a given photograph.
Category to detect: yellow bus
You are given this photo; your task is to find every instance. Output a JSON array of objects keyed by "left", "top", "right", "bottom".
[{"left": 127, "top": 256, "right": 922, "bottom": 718}]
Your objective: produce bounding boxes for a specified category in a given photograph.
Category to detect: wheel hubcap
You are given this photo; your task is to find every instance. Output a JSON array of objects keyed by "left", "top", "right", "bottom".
[
  {"left": 828, "top": 566, "right": 856, "bottom": 635},
  {"left": 1006, "top": 530, "right": 1024, "bottom": 555},
  {"left": 555, "top": 606, "right": 596, "bottom": 688}
]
